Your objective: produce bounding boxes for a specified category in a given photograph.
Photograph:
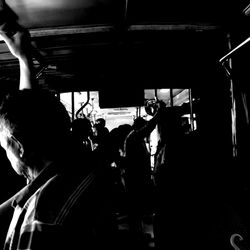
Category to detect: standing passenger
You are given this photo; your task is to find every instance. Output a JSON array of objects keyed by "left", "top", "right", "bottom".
[
  {"left": 92, "top": 118, "right": 109, "bottom": 151},
  {"left": 0, "top": 25, "right": 118, "bottom": 250},
  {"left": 123, "top": 102, "right": 164, "bottom": 246},
  {"left": 71, "top": 117, "right": 93, "bottom": 155}
]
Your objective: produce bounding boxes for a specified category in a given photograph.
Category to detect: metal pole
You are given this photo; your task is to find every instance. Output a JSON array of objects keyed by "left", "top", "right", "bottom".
[
  {"left": 75, "top": 91, "right": 90, "bottom": 118},
  {"left": 154, "top": 89, "right": 158, "bottom": 100},
  {"left": 227, "top": 33, "right": 237, "bottom": 157},
  {"left": 189, "top": 88, "right": 194, "bottom": 131},
  {"left": 71, "top": 91, "right": 75, "bottom": 121},
  {"left": 219, "top": 36, "right": 250, "bottom": 64},
  {"left": 170, "top": 88, "right": 173, "bottom": 107}
]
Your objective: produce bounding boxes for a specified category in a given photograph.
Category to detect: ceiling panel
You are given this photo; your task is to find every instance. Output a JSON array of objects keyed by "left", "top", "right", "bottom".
[
  {"left": 5, "top": 0, "right": 250, "bottom": 29},
  {"left": 7, "top": 0, "right": 123, "bottom": 28},
  {"left": 1, "top": 0, "right": 250, "bottom": 92}
]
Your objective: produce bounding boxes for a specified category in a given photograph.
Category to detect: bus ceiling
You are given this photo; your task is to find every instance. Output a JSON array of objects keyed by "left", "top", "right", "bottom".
[{"left": 1, "top": 0, "right": 250, "bottom": 92}]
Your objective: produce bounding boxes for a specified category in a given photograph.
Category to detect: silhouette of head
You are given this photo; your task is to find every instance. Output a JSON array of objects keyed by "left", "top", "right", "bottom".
[
  {"left": 71, "top": 118, "right": 92, "bottom": 140},
  {"left": 132, "top": 117, "right": 147, "bottom": 130}
]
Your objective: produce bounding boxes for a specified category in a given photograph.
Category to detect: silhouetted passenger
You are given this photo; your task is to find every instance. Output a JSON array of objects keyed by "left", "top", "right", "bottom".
[
  {"left": 152, "top": 106, "right": 190, "bottom": 249},
  {"left": 122, "top": 103, "right": 164, "bottom": 246},
  {"left": 95, "top": 117, "right": 107, "bottom": 129},
  {"left": 71, "top": 117, "right": 93, "bottom": 154},
  {"left": 91, "top": 117, "right": 112, "bottom": 181},
  {"left": 92, "top": 118, "right": 109, "bottom": 150},
  {"left": 0, "top": 25, "right": 118, "bottom": 250},
  {"left": 152, "top": 106, "right": 248, "bottom": 250},
  {"left": 108, "top": 124, "right": 132, "bottom": 167},
  {"left": 105, "top": 124, "right": 132, "bottom": 215}
]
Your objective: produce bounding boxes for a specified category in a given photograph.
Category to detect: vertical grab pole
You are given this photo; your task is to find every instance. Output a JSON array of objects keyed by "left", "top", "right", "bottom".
[
  {"left": 71, "top": 91, "right": 75, "bottom": 122},
  {"left": 189, "top": 88, "right": 194, "bottom": 131},
  {"left": 154, "top": 89, "right": 158, "bottom": 100},
  {"left": 226, "top": 33, "right": 237, "bottom": 157},
  {"left": 170, "top": 88, "right": 173, "bottom": 107}
]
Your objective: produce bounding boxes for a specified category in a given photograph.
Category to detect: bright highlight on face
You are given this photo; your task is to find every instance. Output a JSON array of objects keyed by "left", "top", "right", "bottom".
[{"left": 0, "top": 128, "right": 25, "bottom": 176}]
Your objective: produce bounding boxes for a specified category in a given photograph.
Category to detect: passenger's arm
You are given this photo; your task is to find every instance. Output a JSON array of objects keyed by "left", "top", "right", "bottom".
[
  {"left": 0, "top": 27, "right": 35, "bottom": 90},
  {"left": 136, "top": 101, "right": 165, "bottom": 138}
]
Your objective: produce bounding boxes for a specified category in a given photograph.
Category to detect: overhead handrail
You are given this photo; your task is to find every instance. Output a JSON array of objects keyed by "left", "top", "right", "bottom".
[
  {"left": 75, "top": 91, "right": 90, "bottom": 119},
  {"left": 219, "top": 36, "right": 250, "bottom": 64}
]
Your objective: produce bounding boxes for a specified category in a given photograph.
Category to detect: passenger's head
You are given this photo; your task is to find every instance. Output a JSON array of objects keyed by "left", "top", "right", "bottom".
[
  {"left": 93, "top": 118, "right": 109, "bottom": 139},
  {"left": 132, "top": 117, "right": 147, "bottom": 130},
  {"left": 0, "top": 89, "right": 71, "bottom": 175},
  {"left": 71, "top": 117, "right": 93, "bottom": 140},
  {"left": 95, "top": 118, "right": 106, "bottom": 128}
]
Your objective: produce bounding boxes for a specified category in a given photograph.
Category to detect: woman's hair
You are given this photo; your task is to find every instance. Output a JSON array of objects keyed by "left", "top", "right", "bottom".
[{"left": 0, "top": 89, "right": 71, "bottom": 157}]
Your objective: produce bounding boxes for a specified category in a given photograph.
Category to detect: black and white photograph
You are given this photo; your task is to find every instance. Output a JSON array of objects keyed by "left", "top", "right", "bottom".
[{"left": 0, "top": 0, "right": 250, "bottom": 249}]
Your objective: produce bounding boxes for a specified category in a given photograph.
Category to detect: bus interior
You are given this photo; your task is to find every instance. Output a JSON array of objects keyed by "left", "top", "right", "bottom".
[{"left": 1, "top": 0, "right": 250, "bottom": 249}]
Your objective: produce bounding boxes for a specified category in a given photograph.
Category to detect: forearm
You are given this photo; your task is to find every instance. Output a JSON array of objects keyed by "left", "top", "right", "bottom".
[
  {"left": 0, "top": 23, "right": 36, "bottom": 89},
  {"left": 19, "top": 55, "right": 35, "bottom": 90},
  {"left": 137, "top": 111, "right": 161, "bottom": 138}
]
